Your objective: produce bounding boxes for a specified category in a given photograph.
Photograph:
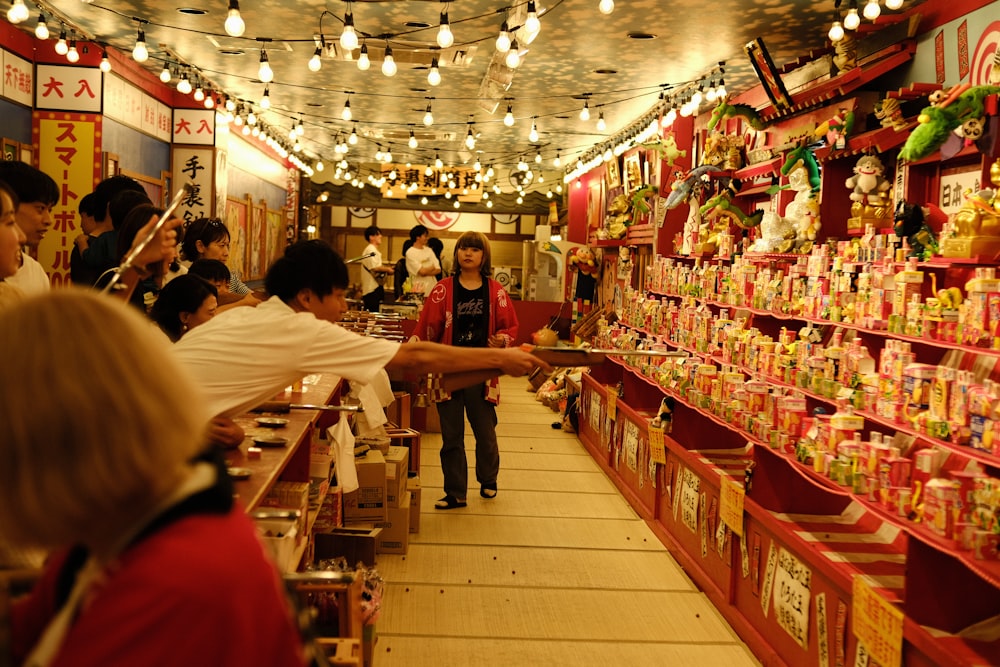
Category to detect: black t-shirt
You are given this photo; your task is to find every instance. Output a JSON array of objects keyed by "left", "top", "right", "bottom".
[{"left": 454, "top": 281, "right": 488, "bottom": 347}]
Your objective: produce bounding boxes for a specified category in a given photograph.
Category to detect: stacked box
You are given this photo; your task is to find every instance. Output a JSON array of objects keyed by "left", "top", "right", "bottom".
[
  {"left": 313, "top": 485, "right": 343, "bottom": 534},
  {"left": 384, "top": 446, "right": 409, "bottom": 507},
  {"left": 385, "top": 427, "right": 421, "bottom": 473},
  {"left": 343, "top": 450, "right": 387, "bottom": 522},
  {"left": 375, "top": 492, "right": 411, "bottom": 554},
  {"left": 314, "top": 527, "right": 382, "bottom": 567},
  {"left": 408, "top": 475, "right": 421, "bottom": 533}
]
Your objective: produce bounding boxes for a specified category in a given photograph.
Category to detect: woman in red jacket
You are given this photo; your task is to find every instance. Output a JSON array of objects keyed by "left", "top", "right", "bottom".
[{"left": 414, "top": 231, "right": 519, "bottom": 509}]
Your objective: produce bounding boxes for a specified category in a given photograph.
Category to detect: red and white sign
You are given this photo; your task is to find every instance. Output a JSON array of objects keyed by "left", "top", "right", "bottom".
[
  {"left": 172, "top": 108, "right": 215, "bottom": 145},
  {"left": 1, "top": 48, "right": 33, "bottom": 107},
  {"left": 35, "top": 65, "right": 101, "bottom": 112},
  {"left": 172, "top": 146, "right": 215, "bottom": 223},
  {"left": 414, "top": 209, "right": 460, "bottom": 230},
  {"left": 103, "top": 74, "right": 172, "bottom": 142}
]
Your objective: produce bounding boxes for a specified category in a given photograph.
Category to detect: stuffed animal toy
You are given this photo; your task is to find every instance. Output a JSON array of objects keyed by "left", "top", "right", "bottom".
[
  {"left": 815, "top": 107, "right": 855, "bottom": 150},
  {"left": 875, "top": 97, "right": 909, "bottom": 131},
  {"left": 846, "top": 155, "right": 891, "bottom": 204},
  {"left": 651, "top": 396, "right": 675, "bottom": 434},
  {"left": 900, "top": 83, "right": 1000, "bottom": 161},
  {"left": 568, "top": 246, "right": 599, "bottom": 276}
]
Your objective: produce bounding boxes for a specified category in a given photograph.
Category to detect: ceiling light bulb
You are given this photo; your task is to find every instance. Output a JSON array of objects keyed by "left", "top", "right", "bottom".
[
  {"left": 691, "top": 87, "right": 703, "bottom": 106},
  {"left": 258, "top": 50, "right": 273, "bottom": 83},
  {"left": 6, "top": 0, "right": 28, "bottom": 24},
  {"left": 243, "top": 124, "right": 251, "bottom": 136},
  {"left": 553, "top": 152, "right": 561, "bottom": 167},
  {"left": 662, "top": 107, "right": 677, "bottom": 126},
  {"left": 296, "top": 118, "right": 304, "bottom": 136},
  {"left": 34, "top": 14, "right": 49, "bottom": 40},
  {"left": 381, "top": 46, "right": 397, "bottom": 76},
  {"left": 435, "top": 153, "right": 443, "bottom": 168},
  {"left": 437, "top": 12, "right": 454, "bottom": 49},
  {"left": 66, "top": 40, "right": 79, "bottom": 63},
  {"left": 473, "top": 159, "right": 481, "bottom": 171},
  {"left": 465, "top": 131, "right": 476, "bottom": 150},
  {"left": 828, "top": 20, "right": 845, "bottom": 42},
  {"left": 316, "top": 160, "right": 324, "bottom": 172},
  {"left": 159, "top": 64, "right": 172, "bottom": 83},
  {"left": 580, "top": 101, "right": 590, "bottom": 121},
  {"left": 100, "top": 51, "right": 112, "bottom": 72},
  {"left": 356, "top": 43, "right": 370, "bottom": 70},
  {"left": 598, "top": 0, "right": 614, "bottom": 14},
  {"left": 706, "top": 81, "right": 718, "bottom": 102},
  {"left": 885, "top": 0, "right": 903, "bottom": 8},
  {"left": 340, "top": 11, "right": 358, "bottom": 51},
  {"left": 246, "top": 109, "right": 255, "bottom": 124},
  {"left": 843, "top": 8, "right": 861, "bottom": 30},
  {"left": 384, "top": 147, "right": 392, "bottom": 162},
  {"left": 423, "top": 104, "right": 434, "bottom": 126},
  {"left": 716, "top": 79, "right": 726, "bottom": 98},
  {"left": 596, "top": 112, "right": 606, "bottom": 131},
  {"left": 428, "top": 58, "right": 441, "bottom": 86},
  {"left": 177, "top": 73, "right": 192, "bottom": 94},
  {"left": 225, "top": 0, "right": 245, "bottom": 37},
  {"left": 204, "top": 93, "right": 215, "bottom": 109},
  {"left": 260, "top": 87, "right": 271, "bottom": 109},
  {"left": 225, "top": 96, "right": 235, "bottom": 112},
  {"left": 495, "top": 21, "right": 511, "bottom": 52},
  {"left": 863, "top": 0, "right": 881, "bottom": 20},
  {"left": 524, "top": 1, "right": 540, "bottom": 37},
  {"left": 342, "top": 98, "right": 352, "bottom": 121},
  {"left": 349, "top": 128, "right": 358, "bottom": 145},
  {"left": 504, "top": 104, "right": 515, "bottom": 126},
  {"left": 505, "top": 43, "right": 520, "bottom": 69},
  {"left": 308, "top": 47, "right": 322, "bottom": 72},
  {"left": 535, "top": 151, "right": 542, "bottom": 164},
  {"left": 408, "top": 131, "right": 418, "bottom": 149},
  {"left": 54, "top": 31, "right": 68, "bottom": 55},
  {"left": 132, "top": 29, "right": 148, "bottom": 63},
  {"left": 529, "top": 121, "right": 539, "bottom": 143}
]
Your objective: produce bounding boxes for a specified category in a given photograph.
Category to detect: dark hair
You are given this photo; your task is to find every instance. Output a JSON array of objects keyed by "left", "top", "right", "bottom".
[
  {"left": 265, "top": 239, "right": 348, "bottom": 302},
  {"left": 427, "top": 236, "right": 443, "bottom": 257},
  {"left": 116, "top": 204, "right": 164, "bottom": 263},
  {"left": 364, "top": 225, "right": 381, "bottom": 241},
  {"left": 0, "top": 179, "right": 20, "bottom": 212},
  {"left": 109, "top": 189, "right": 152, "bottom": 230},
  {"left": 91, "top": 175, "right": 146, "bottom": 223},
  {"left": 149, "top": 274, "right": 218, "bottom": 342},
  {"left": 0, "top": 161, "right": 58, "bottom": 207},
  {"left": 78, "top": 192, "right": 98, "bottom": 217},
  {"left": 452, "top": 231, "right": 491, "bottom": 278},
  {"left": 409, "top": 224, "right": 429, "bottom": 243},
  {"left": 188, "top": 258, "right": 230, "bottom": 284},
  {"left": 181, "top": 218, "right": 229, "bottom": 262}
]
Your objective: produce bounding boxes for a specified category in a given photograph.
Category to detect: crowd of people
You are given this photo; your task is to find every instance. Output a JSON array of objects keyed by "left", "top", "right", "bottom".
[{"left": 0, "top": 161, "right": 545, "bottom": 665}]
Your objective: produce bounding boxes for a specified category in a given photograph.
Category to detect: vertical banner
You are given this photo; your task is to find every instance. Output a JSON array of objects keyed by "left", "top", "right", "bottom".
[
  {"left": 171, "top": 146, "right": 214, "bottom": 223},
  {"left": 957, "top": 20, "right": 969, "bottom": 81},
  {"left": 34, "top": 112, "right": 102, "bottom": 287}
]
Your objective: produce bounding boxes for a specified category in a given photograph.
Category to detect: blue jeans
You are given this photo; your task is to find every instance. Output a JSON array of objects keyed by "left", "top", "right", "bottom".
[{"left": 435, "top": 383, "right": 499, "bottom": 499}]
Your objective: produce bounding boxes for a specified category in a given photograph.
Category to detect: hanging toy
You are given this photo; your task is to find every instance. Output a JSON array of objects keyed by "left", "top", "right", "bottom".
[
  {"left": 900, "top": 83, "right": 1000, "bottom": 161},
  {"left": 781, "top": 144, "right": 821, "bottom": 193}
]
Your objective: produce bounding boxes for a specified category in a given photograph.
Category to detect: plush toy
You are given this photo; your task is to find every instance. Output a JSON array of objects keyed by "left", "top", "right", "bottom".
[
  {"left": 707, "top": 97, "right": 767, "bottom": 132},
  {"left": 900, "top": 83, "right": 1000, "bottom": 161},
  {"left": 651, "top": 396, "right": 675, "bottom": 434},
  {"left": 893, "top": 202, "right": 944, "bottom": 260},
  {"left": 846, "top": 155, "right": 891, "bottom": 204},
  {"left": 568, "top": 246, "right": 598, "bottom": 276},
  {"left": 815, "top": 107, "right": 855, "bottom": 150},
  {"left": 666, "top": 164, "right": 721, "bottom": 209},
  {"left": 875, "top": 97, "right": 909, "bottom": 131},
  {"left": 784, "top": 163, "right": 822, "bottom": 251},
  {"left": 641, "top": 134, "right": 687, "bottom": 167}
]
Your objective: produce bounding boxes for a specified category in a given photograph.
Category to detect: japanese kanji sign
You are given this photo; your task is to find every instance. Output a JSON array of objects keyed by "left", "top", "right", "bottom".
[
  {"left": 103, "top": 74, "right": 171, "bottom": 141},
  {"left": 852, "top": 576, "right": 903, "bottom": 667},
  {"left": 171, "top": 146, "right": 214, "bottom": 223},
  {"left": 172, "top": 108, "right": 215, "bottom": 145},
  {"left": 2, "top": 48, "right": 33, "bottom": 106},
  {"left": 35, "top": 65, "right": 101, "bottom": 113}
]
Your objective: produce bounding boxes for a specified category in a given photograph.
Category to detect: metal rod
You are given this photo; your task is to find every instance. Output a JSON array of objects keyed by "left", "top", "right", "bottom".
[{"left": 344, "top": 251, "right": 376, "bottom": 264}]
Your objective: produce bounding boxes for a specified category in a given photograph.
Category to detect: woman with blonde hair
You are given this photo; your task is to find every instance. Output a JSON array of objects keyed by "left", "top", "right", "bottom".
[{"left": 1, "top": 290, "right": 305, "bottom": 666}]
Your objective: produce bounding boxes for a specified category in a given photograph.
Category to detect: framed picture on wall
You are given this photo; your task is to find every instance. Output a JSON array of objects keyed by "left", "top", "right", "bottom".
[
  {"left": 606, "top": 156, "right": 621, "bottom": 189},
  {"left": 587, "top": 180, "right": 604, "bottom": 230},
  {"left": 2, "top": 138, "right": 16, "bottom": 161},
  {"left": 225, "top": 196, "right": 249, "bottom": 282},
  {"left": 18, "top": 144, "right": 33, "bottom": 166},
  {"left": 249, "top": 200, "right": 266, "bottom": 281},
  {"left": 103, "top": 152, "right": 119, "bottom": 179},
  {"left": 623, "top": 153, "right": 642, "bottom": 193}
]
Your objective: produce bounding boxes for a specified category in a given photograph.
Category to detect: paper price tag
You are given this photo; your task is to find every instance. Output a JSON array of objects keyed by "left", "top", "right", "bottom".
[
  {"left": 606, "top": 389, "right": 617, "bottom": 421},
  {"left": 648, "top": 423, "right": 666, "bottom": 464},
  {"left": 852, "top": 577, "right": 903, "bottom": 667},
  {"left": 720, "top": 477, "right": 746, "bottom": 536}
]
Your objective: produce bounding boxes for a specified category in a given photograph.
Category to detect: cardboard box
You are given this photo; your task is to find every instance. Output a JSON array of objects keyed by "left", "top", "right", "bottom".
[
  {"left": 385, "top": 427, "right": 421, "bottom": 473},
  {"left": 384, "top": 446, "right": 409, "bottom": 507},
  {"left": 314, "top": 527, "right": 382, "bottom": 567},
  {"left": 375, "top": 492, "right": 410, "bottom": 554},
  {"left": 255, "top": 515, "right": 300, "bottom": 572},
  {"left": 343, "top": 450, "right": 386, "bottom": 522},
  {"left": 387, "top": 391, "right": 411, "bottom": 429},
  {"left": 313, "top": 485, "right": 343, "bottom": 534},
  {"left": 407, "top": 475, "right": 421, "bottom": 533}
]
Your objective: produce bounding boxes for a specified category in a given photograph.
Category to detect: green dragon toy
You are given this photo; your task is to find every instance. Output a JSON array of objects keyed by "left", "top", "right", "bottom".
[
  {"left": 900, "top": 83, "right": 1000, "bottom": 162},
  {"left": 707, "top": 99, "right": 767, "bottom": 132}
]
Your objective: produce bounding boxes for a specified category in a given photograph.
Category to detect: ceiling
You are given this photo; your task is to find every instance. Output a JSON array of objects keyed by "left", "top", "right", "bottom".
[{"left": 17, "top": 0, "right": 927, "bottom": 194}]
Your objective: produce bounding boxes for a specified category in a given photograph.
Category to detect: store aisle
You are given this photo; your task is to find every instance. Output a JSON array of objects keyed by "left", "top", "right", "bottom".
[{"left": 375, "top": 376, "right": 760, "bottom": 666}]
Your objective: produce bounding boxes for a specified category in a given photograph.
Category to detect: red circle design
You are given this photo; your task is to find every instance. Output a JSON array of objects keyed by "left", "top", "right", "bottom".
[
  {"left": 415, "top": 210, "right": 460, "bottom": 230},
  {"left": 971, "top": 21, "right": 1000, "bottom": 86}
]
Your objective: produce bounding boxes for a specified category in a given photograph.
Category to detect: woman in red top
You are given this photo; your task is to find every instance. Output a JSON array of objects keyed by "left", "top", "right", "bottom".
[{"left": 414, "top": 231, "right": 519, "bottom": 509}]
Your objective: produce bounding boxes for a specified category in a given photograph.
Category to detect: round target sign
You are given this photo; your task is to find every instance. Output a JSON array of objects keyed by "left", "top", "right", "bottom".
[
  {"left": 971, "top": 21, "right": 1000, "bottom": 86},
  {"left": 414, "top": 209, "right": 460, "bottom": 230}
]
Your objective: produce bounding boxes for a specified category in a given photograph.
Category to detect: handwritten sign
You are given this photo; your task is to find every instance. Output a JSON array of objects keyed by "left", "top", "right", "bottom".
[
  {"left": 680, "top": 468, "right": 701, "bottom": 533},
  {"left": 606, "top": 389, "right": 617, "bottom": 421},
  {"left": 624, "top": 419, "right": 639, "bottom": 471},
  {"left": 852, "top": 576, "right": 903, "bottom": 667},
  {"left": 172, "top": 147, "right": 215, "bottom": 222},
  {"left": 648, "top": 424, "right": 666, "bottom": 464},
  {"left": 816, "top": 593, "right": 830, "bottom": 667},
  {"left": 2, "top": 48, "right": 33, "bottom": 106},
  {"left": 774, "top": 547, "right": 812, "bottom": 649},
  {"left": 588, "top": 390, "right": 601, "bottom": 434},
  {"left": 719, "top": 477, "right": 745, "bottom": 536},
  {"left": 761, "top": 540, "right": 778, "bottom": 617}
]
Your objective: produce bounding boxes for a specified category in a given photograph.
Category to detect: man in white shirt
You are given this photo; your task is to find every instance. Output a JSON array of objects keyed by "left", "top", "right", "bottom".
[
  {"left": 405, "top": 224, "right": 440, "bottom": 296},
  {"left": 0, "top": 161, "right": 57, "bottom": 295},
  {"left": 174, "top": 239, "right": 548, "bottom": 418},
  {"left": 360, "top": 225, "right": 393, "bottom": 312}
]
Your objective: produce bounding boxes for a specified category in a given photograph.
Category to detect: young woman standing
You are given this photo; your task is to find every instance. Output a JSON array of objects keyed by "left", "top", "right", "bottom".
[{"left": 413, "top": 231, "right": 519, "bottom": 509}]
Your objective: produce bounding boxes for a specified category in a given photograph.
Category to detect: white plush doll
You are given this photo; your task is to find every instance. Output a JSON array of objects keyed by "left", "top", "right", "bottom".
[{"left": 846, "top": 155, "right": 891, "bottom": 205}]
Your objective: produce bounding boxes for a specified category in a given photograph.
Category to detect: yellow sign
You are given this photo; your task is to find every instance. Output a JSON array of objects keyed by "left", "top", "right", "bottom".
[
  {"left": 606, "top": 389, "right": 617, "bottom": 421},
  {"left": 719, "top": 477, "right": 745, "bottom": 536},
  {"left": 852, "top": 576, "right": 903, "bottom": 667},
  {"left": 380, "top": 163, "right": 482, "bottom": 200},
  {"left": 648, "top": 423, "right": 666, "bottom": 464}
]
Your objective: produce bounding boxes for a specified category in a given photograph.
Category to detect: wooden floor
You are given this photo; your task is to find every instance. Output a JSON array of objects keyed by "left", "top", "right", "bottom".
[{"left": 374, "top": 376, "right": 760, "bottom": 666}]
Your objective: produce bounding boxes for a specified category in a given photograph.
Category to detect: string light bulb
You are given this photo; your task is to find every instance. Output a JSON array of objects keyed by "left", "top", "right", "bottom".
[
  {"left": 435, "top": 153, "right": 443, "bottom": 168},
  {"left": 716, "top": 78, "right": 726, "bottom": 98},
  {"left": 465, "top": 126, "right": 476, "bottom": 150},
  {"left": 340, "top": 7, "right": 358, "bottom": 51},
  {"left": 553, "top": 151, "right": 561, "bottom": 167},
  {"left": 596, "top": 111, "right": 606, "bottom": 131},
  {"left": 100, "top": 50, "right": 111, "bottom": 72},
  {"left": 535, "top": 150, "right": 542, "bottom": 164},
  {"left": 495, "top": 20, "right": 511, "bottom": 52},
  {"left": 308, "top": 46, "right": 322, "bottom": 72},
  {"left": 341, "top": 97, "right": 352, "bottom": 121},
  {"left": 204, "top": 92, "right": 215, "bottom": 109},
  {"left": 224, "top": 0, "right": 245, "bottom": 37},
  {"left": 863, "top": 0, "right": 881, "bottom": 20},
  {"left": 159, "top": 63, "right": 172, "bottom": 83},
  {"left": 436, "top": 10, "right": 453, "bottom": 49},
  {"left": 843, "top": 4, "right": 861, "bottom": 30},
  {"left": 66, "top": 40, "right": 79, "bottom": 63},
  {"left": 54, "top": 28, "right": 68, "bottom": 55},
  {"left": 357, "top": 43, "right": 370, "bottom": 70},
  {"left": 349, "top": 127, "right": 358, "bottom": 145},
  {"left": 381, "top": 45, "right": 397, "bottom": 76},
  {"left": 132, "top": 27, "right": 148, "bottom": 63},
  {"left": 529, "top": 119, "right": 539, "bottom": 143},
  {"left": 177, "top": 72, "right": 192, "bottom": 95},
  {"left": 260, "top": 86, "right": 271, "bottom": 109},
  {"left": 885, "top": 0, "right": 903, "bottom": 8},
  {"left": 34, "top": 13, "right": 49, "bottom": 40},
  {"left": 423, "top": 102, "right": 434, "bottom": 126},
  {"left": 505, "top": 41, "right": 520, "bottom": 68},
  {"left": 828, "top": 19, "right": 845, "bottom": 42},
  {"left": 579, "top": 100, "right": 590, "bottom": 121},
  {"left": 6, "top": 0, "right": 28, "bottom": 24},
  {"left": 524, "top": 0, "right": 540, "bottom": 40},
  {"left": 504, "top": 103, "right": 515, "bottom": 127},
  {"left": 258, "top": 49, "right": 273, "bottom": 83},
  {"left": 428, "top": 57, "right": 441, "bottom": 86},
  {"left": 408, "top": 130, "right": 418, "bottom": 149},
  {"left": 598, "top": 0, "right": 614, "bottom": 15}
]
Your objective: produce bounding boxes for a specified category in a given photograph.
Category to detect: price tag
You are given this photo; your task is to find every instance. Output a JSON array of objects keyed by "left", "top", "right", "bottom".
[
  {"left": 648, "top": 423, "right": 666, "bottom": 464},
  {"left": 606, "top": 389, "right": 617, "bottom": 421},
  {"left": 852, "top": 577, "right": 903, "bottom": 667},
  {"left": 720, "top": 477, "right": 746, "bottom": 536}
]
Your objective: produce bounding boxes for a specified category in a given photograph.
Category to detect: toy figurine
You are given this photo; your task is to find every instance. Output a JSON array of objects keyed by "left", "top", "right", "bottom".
[
  {"left": 900, "top": 83, "right": 1000, "bottom": 161},
  {"left": 651, "top": 396, "right": 675, "bottom": 434},
  {"left": 875, "top": 97, "right": 909, "bottom": 131},
  {"left": 846, "top": 155, "right": 891, "bottom": 205},
  {"left": 815, "top": 107, "right": 855, "bottom": 150},
  {"left": 894, "top": 202, "right": 944, "bottom": 260}
]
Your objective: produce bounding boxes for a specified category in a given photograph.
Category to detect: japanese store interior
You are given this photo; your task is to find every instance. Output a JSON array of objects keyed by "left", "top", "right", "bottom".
[{"left": 3, "top": 0, "right": 1000, "bottom": 664}]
